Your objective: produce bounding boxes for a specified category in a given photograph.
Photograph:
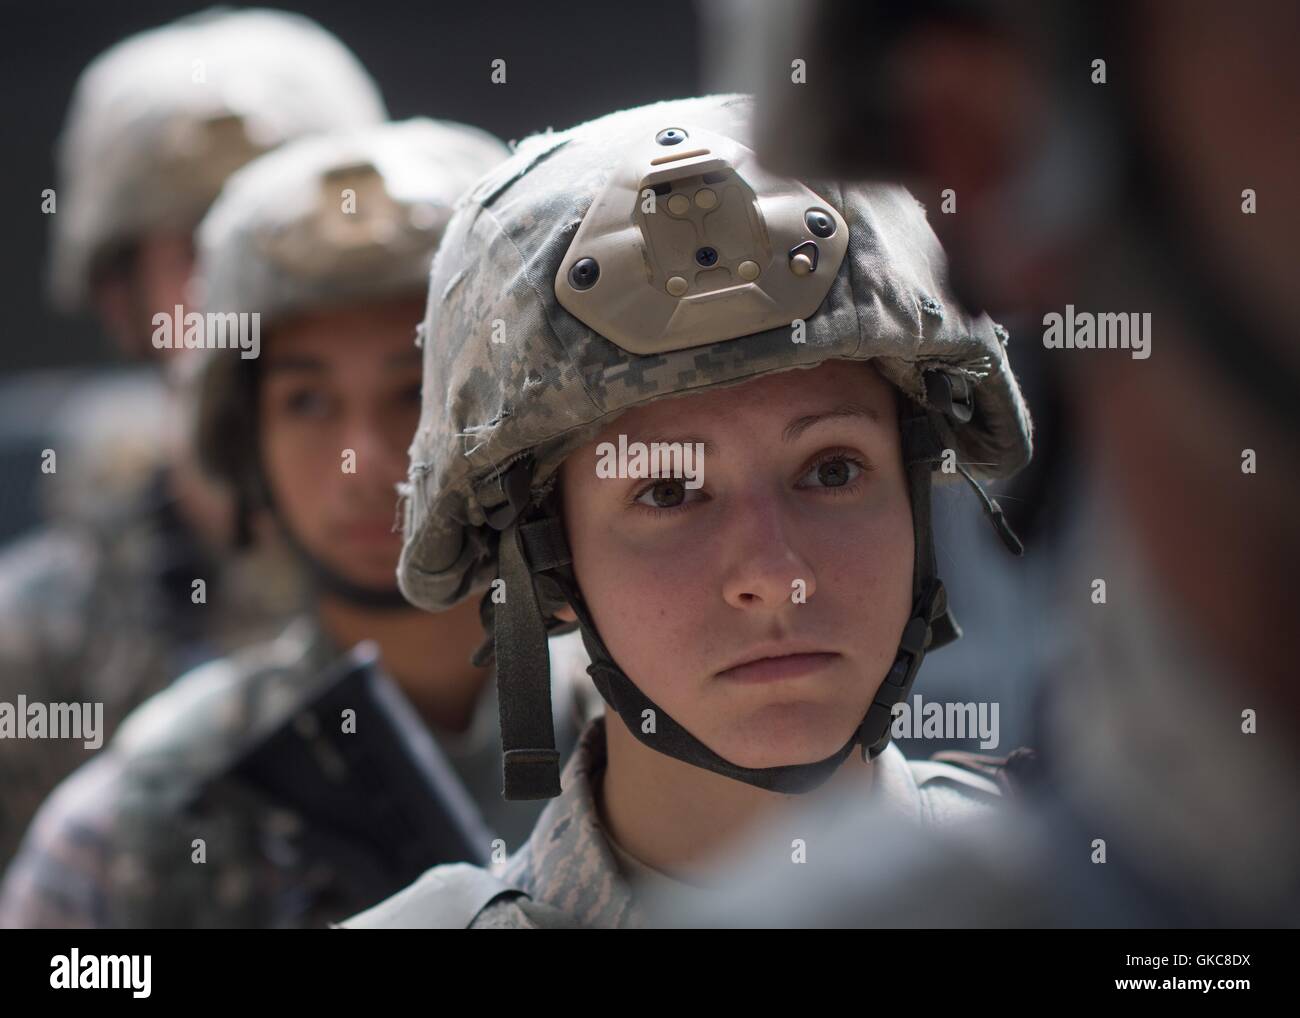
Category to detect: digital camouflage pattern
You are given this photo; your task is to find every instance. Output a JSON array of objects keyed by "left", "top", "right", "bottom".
[
  {"left": 397, "top": 94, "right": 1032, "bottom": 615},
  {"left": 0, "top": 374, "right": 301, "bottom": 869},
  {"left": 49, "top": 6, "right": 387, "bottom": 310},
  {"left": 342, "top": 716, "right": 1002, "bottom": 929},
  {"left": 0, "top": 516, "right": 300, "bottom": 871},
  {"left": 0, "top": 622, "right": 597, "bottom": 928}
]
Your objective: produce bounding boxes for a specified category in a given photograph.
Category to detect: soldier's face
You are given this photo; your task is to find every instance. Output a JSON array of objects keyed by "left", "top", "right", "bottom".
[
  {"left": 560, "top": 359, "right": 915, "bottom": 770},
  {"left": 94, "top": 230, "right": 197, "bottom": 360},
  {"left": 258, "top": 297, "right": 424, "bottom": 592}
]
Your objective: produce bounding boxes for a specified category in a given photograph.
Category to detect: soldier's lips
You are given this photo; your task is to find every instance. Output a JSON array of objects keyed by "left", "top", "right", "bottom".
[{"left": 714, "top": 650, "right": 841, "bottom": 683}]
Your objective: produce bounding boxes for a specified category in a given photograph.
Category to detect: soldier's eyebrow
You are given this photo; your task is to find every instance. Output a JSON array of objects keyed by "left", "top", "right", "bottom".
[
  {"left": 782, "top": 402, "right": 884, "bottom": 442},
  {"left": 262, "top": 355, "right": 326, "bottom": 374},
  {"left": 617, "top": 436, "right": 716, "bottom": 455},
  {"left": 622, "top": 403, "right": 883, "bottom": 453}
]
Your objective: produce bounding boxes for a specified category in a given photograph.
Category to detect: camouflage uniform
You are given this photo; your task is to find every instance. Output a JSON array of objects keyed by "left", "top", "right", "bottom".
[
  {"left": 0, "top": 622, "right": 596, "bottom": 928},
  {"left": 344, "top": 716, "right": 1002, "bottom": 929},
  {"left": 341, "top": 94, "right": 1035, "bottom": 928},
  {"left": 0, "top": 8, "right": 386, "bottom": 872},
  {"left": 0, "top": 376, "right": 303, "bottom": 869},
  {"left": 0, "top": 118, "right": 580, "bottom": 928}
]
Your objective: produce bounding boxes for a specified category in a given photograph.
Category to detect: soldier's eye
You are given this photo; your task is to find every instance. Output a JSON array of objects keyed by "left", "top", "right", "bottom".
[
  {"left": 632, "top": 479, "right": 700, "bottom": 514},
  {"left": 284, "top": 388, "right": 334, "bottom": 418},
  {"left": 796, "top": 452, "right": 867, "bottom": 491}
]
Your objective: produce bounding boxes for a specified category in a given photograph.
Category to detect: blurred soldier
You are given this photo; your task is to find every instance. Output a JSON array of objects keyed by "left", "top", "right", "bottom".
[
  {"left": 650, "top": 0, "right": 1300, "bottom": 927},
  {"left": 0, "top": 8, "right": 387, "bottom": 870},
  {"left": 343, "top": 94, "right": 1033, "bottom": 930},
  {"left": 0, "top": 118, "right": 598, "bottom": 929}
]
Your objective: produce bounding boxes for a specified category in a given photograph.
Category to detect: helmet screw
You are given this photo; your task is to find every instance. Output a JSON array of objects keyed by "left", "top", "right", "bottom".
[
  {"left": 788, "top": 241, "right": 820, "bottom": 276},
  {"left": 569, "top": 257, "right": 600, "bottom": 290},
  {"left": 695, "top": 246, "right": 719, "bottom": 267},
  {"left": 655, "top": 128, "right": 687, "bottom": 146},
  {"left": 805, "top": 209, "right": 835, "bottom": 238}
]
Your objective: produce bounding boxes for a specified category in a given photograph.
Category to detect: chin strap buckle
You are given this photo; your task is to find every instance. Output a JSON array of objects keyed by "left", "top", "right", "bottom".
[
  {"left": 503, "top": 748, "right": 562, "bottom": 800},
  {"left": 860, "top": 579, "right": 945, "bottom": 760}
]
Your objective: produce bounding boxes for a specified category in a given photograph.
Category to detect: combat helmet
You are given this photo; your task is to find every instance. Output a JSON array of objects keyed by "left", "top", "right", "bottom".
[
  {"left": 50, "top": 7, "right": 388, "bottom": 312},
  {"left": 190, "top": 117, "right": 510, "bottom": 600},
  {"left": 399, "top": 95, "right": 1033, "bottom": 798}
]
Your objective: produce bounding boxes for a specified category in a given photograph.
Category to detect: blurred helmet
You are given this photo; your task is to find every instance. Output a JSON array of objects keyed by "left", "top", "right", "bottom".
[
  {"left": 50, "top": 7, "right": 388, "bottom": 311},
  {"left": 190, "top": 117, "right": 509, "bottom": 596}
]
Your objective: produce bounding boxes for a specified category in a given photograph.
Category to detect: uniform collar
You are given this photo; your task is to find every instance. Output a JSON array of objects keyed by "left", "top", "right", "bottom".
[
  {"left": 503, "top": 716, "right": 646, "bottom": 928},
  {"left": 870, "top": 741, "right": 924, "bottom": 823},
  {"left": 501, "top": 716, "right": 931, "bottom": 927}
]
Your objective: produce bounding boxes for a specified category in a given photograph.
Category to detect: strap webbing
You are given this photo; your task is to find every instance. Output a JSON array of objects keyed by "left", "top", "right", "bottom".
[{"left": 492, "top": 519, "right": 561, "bottom": 799}]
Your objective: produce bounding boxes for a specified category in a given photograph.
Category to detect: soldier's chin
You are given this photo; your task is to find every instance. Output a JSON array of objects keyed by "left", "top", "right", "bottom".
[
  {"left": 349, "top": 578, "right": 403, "bottom": 598},
  {"left": 335, "top": 566, "right": 404, "bottom": 596},
  {"left": 705, "top": 701, "right": 856, "bottom": 771},
  {"left": 322, "top": 548, "right": 400, "bottom": 587},
  {"left": 312, "top": 555, "right": 409, "bottom": 606}
]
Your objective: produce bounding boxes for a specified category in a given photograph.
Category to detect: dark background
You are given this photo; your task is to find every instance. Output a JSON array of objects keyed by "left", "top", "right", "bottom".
[{"left": 0, "top": 0, "right": 702, "bottom": 374}]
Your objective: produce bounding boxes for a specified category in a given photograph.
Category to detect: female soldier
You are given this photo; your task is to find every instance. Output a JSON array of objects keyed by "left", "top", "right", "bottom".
[{"left": 345, "top": 94, "right": 1032, "bottom": 929}]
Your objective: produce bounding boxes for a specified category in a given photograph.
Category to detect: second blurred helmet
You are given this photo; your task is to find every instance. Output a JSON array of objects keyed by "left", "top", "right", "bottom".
[{"left": 192, "top": 117, "right": 509, "bottom": 563}]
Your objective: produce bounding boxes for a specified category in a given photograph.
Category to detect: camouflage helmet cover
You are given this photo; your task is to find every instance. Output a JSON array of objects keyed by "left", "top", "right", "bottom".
[{"left": 398, "top": 94, "right": 1033, "bottom": 615}]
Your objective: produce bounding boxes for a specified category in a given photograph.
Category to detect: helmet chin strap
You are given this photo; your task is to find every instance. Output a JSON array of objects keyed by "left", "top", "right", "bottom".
[
  {"left": 271, "top": 503, "right": 412, "bottom": 611},
  {"left": 548, "top": 564, "right": 951, "bottom": 794},
  {"left": 286, "top": 523, "right": 412, "bottom": 609},
  {"left": 486, "top": 403, "right": 981, "bottom": 800}
]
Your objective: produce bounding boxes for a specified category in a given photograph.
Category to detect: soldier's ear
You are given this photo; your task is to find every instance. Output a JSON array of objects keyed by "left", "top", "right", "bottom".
[{"left": 554, "top": 604, "right": 577, "bottom": 624}]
